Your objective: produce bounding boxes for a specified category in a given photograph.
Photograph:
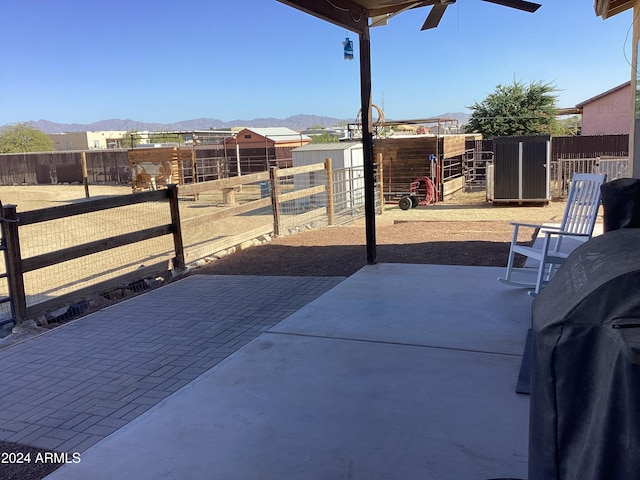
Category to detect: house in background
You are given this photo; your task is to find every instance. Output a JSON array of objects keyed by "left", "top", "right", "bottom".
[
  {"left": 48, "top": 131, "right": 127, "bottom": 151},
  {"left": 576, "top": 81, "right": 631, "bottom": 135},
  {"left": 224, "top": 127, "right": 311, "bottom": 173}
]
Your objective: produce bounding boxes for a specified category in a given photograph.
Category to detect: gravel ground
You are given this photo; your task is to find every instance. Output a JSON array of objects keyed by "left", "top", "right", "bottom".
[{"left": 195, "top": 189, "right": 575, "bottom": 276}]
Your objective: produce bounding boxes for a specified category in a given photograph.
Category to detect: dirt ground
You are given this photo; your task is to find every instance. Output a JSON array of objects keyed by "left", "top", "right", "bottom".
[
  {"left": 0, "top": 184, "right": 573, "bottom": 281},
  {"left": 194, "top": 189, "right": 572, "bottom": 276}
]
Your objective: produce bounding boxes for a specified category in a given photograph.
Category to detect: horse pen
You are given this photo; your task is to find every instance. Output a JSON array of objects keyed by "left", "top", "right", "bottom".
[{"left": 0, "top": 159, "right": 359, "bottom": 332}]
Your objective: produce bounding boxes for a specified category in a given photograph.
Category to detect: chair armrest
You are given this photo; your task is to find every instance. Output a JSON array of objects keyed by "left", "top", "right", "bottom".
[
  {"left": 510, "top": 222, "right": 563, "bottom": 231},
  {"left": 539, "top": 229, "right": 591, "bottom": 238},
  {"left": 509, "top": 221, "right": 545, "bottom": 229}
]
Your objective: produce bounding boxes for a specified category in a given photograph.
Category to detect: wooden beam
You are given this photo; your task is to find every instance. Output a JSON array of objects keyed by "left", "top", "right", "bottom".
[
  {"left": 595, "top": 0, "right": 634, "bottom": 17},
  {"left": 19, "top": 189, "right": 168, "bottom": 226},
  {"left": 277, "top": 0, "right": 369, "bottom": 34},
  {"left": 359, "top": 25, "right": 377, "bottom": 265},
  {"left": 607, "top": 0, "right": 634, "bottom": 16}
]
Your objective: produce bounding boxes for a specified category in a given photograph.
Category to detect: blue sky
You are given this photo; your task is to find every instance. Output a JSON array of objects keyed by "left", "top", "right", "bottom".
[{"left": 0, "top": 0, "right": 634, "bottom": 126}]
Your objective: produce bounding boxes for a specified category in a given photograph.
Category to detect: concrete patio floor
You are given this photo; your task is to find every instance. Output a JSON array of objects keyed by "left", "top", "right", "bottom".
[{"left": 43, "top": 263, "right": 533, "bottom": 480}]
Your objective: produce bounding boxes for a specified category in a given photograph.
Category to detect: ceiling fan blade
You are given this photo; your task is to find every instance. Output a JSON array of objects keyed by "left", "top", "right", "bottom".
[
  {"left": 421, "top": 3, "right": 447, "bottom": 30},
  {"left": 482, "top": 0, "right": 541, "bottom": 13}
]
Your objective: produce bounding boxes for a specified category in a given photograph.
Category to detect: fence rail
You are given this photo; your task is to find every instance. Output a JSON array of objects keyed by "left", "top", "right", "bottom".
[
  {"left": 0, "top": 159, "right": 371, "bottom": 328},
  {"left": 1, "top": 186, "right": 184, "bottom": 324},
  {"left": 551, "top": 156, "right": 629, "bottom": 196}
]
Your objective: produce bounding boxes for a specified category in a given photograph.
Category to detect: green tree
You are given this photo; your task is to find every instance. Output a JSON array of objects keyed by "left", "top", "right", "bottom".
[
  {"left": 465, "top": 80, "right": 561, "bottom": 139},
  {"left": 0, "top": 123, "right": 55, "bottom": 153},
  {"left": 311, "top": 131, "right": 339, "bottom": 143},
  {"left": 120, "top": 131, "right": 142, "bottom": 148},
  {"left": 151, "top": 131, "right": 184, "bottom": 144},
  {"left": 556, "top": 115, "right": 581, "bottom": 136}
]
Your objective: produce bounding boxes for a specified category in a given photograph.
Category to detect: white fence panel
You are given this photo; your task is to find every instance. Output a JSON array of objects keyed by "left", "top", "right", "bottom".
[{"left": 552, "top": 157, "right": 629, "bottom": 197}]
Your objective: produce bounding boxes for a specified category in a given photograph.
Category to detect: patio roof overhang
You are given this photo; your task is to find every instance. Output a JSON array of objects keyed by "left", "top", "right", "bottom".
[
  {"left": 594, "top": 0, "right": 634, "bottom": 19},
  {"left": 276, "top": 0, "right": 389, "bottom": 264},
  {"left": 276, "top": 1, "right": 543, "bottom": 263}
]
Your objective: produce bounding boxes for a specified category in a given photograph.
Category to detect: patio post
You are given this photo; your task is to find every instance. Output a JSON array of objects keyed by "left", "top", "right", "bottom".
[{"left": 359, "top": 25, "right": 377, "bottom": 264}]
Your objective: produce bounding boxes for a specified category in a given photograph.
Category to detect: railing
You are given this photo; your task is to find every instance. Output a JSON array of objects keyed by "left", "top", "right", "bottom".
[
  {"left": 464, "top": 150, "right": 494, "bottom": 185},
  {"left": 0, "top": 160, "right": 371, "bottom": 327},
  {"left": 552, "top": 156, "right": 629, "bottom": 197},
  {"left": 593, "top": 156, "right": 629, "bottom": 181},
  {"left": 0, "top": 186, "right": 184, "bottom": 326}
]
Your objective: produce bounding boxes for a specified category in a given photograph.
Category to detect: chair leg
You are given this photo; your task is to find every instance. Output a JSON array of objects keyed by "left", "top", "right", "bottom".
[
  {"left": 503, "top": 225, "right": 520, "bottom": 282},
  {"left": 533, "top": 233, "right": 552, "bottom": 295}
]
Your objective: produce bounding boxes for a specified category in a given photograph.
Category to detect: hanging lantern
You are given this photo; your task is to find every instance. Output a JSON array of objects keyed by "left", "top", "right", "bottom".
[{"left": 342, "top": 37, "right": 354, "bottom": 60}]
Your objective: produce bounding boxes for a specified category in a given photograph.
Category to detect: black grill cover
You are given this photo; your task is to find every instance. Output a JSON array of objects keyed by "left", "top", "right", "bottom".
[
  {"left": 601, "top": 178, "right": 640, "bottom": 232},
  {"left": 529, "top": 228, "right": 640, "bottom": 480}
]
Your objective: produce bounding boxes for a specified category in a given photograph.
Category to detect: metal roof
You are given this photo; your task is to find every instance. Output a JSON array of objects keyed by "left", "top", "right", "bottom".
[
  {"left": 242, "top": 127, "right": 311, "bottom": 143},
  {"left": 292, "top": 141, "right": 362, "bottom": 152}
]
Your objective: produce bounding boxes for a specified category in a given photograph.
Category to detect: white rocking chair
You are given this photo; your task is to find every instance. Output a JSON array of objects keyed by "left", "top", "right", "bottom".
[{"left": 498, "top": 173, "right": 607, "bottom": 295}]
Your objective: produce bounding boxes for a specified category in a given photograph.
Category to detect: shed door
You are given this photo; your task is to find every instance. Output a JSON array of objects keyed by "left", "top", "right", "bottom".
[
  {"left": 522, "top": 140, "right": 548, "bottom": 199},
  {"left": 493, "top": 141, "right": 520, "bottom": 200}
]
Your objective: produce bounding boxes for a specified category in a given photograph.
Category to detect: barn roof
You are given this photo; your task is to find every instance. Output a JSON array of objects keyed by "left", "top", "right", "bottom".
[
  {"left": 242, "top": 127, "right": 311, "bottom": 143},
  {"left": 293, "top": 141, "right": 362, "bottom": 152}
]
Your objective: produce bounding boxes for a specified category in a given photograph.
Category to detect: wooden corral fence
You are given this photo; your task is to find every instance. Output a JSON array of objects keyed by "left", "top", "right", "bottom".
[
  {"left": 0, "top": 146, "right": 293, "bottom": 187},
  {"left": 0, "top": 150, "right": 132, "bottom": 185},
  {"left": 0, "top": 185, "right": 185, "bottom": 326},
  {"left": 373, "top": 135, "right": 467, "bottom": 203},
  {"left": 178, "top": 160, "right": 336, "bottom": 263},
  {"left": 0, "top": 160, "right": 350, "bottom": 327}
]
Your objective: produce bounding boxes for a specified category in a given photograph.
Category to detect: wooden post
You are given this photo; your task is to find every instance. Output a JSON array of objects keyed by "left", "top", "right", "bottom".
[
  {"left": 191, "top": 149, "right": 197, "bottom": 183},
  {"left": 269, "top": 166, "right": 281, "bottom": 236},
  {"left": 359, "top": 25, "right": 377, "bottom": 264},
  {"left": 377, "top": 153, "right": 384, "bottom": 214},
  {"left": 81, "top": 152, "right": 90, "bottom": 198},
  {"left": 236, "top": 142, "right": 242, "bottom": 177},
  {"left": 325, "top": 158, "right": 335, "bottom": 226},
  {"left": 2, "top": 204, "right": 27, "bottom": 326},
  {"left": 167, "top": 184, "right": 185, "bottom": 271},
  {"left": 221, "top": 188, "right": 236, "bottom": 206}
]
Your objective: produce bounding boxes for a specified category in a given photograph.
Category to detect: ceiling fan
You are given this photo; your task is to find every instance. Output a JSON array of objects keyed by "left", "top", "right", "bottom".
[{"left": 375, "top": 0, "right": 542, "bottom": 31}]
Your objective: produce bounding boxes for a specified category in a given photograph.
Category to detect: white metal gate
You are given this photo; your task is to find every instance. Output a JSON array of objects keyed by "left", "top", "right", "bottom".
[{"left": 552, "top": 156, "right": 629, "bottom": 197}]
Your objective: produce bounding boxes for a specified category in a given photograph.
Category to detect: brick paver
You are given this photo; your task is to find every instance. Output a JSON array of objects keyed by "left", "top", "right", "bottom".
[{"left": 0, "top": 274, "right": 343, "bottom": 453}]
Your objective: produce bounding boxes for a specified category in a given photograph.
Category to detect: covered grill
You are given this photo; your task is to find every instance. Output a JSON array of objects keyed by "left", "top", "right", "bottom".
[{"left": 529, "top": 228, "right": 640, "bottom": 479}]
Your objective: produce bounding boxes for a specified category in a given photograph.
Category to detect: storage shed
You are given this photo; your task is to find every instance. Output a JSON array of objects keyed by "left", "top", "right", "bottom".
[
  {"left": 292, "top": 142, "right": 364, "bottom": 210},
  {"left": 489, "top": 135, "right": 551, "bottom": 203}
]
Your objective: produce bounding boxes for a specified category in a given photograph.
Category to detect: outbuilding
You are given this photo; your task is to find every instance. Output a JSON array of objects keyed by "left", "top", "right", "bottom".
[
  {"left": 292, "top": 142, "right": 365, "bottom": 213},
  {"left": 224, "top": 127, "right": 311, "bottom": 173}
]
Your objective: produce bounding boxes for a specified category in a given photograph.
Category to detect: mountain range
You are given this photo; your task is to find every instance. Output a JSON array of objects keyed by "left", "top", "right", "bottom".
[{"left": 5, "top": 112, "right": 471, "bottom": 134}]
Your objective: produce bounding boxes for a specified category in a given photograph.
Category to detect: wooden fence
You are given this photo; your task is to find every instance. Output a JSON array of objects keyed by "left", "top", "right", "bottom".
[
  {"left": 0, "top": 160, "right": 346, "bottom": 327},
  {"left": 0, "top": 146, "right": 300, "bottom": 186},
  {"left": 0, "top": 185, "right": 184, "bottom": 325}
]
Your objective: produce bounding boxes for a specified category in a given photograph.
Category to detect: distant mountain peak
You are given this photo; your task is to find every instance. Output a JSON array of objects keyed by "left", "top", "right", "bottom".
[
  {"left": 2, "top": 112, "right": 470, "bottom": 134},
  {"left": 17, "top": 115, "right": 353, "bottom": 134}
]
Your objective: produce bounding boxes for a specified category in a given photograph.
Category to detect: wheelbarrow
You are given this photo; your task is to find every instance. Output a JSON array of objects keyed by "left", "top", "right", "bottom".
[{"left": 383, "top": 181, "right": 420, "bottom": 210}]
